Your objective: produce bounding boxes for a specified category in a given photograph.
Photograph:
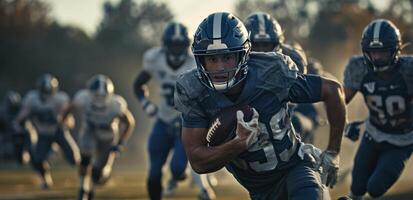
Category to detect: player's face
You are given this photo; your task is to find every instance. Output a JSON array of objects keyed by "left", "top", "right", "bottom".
[
  {"left": 366, "top": 49, "right": 392, "bottom": 67},
  {"left": 251, "top": 42, "right": 279, "bottom": 52},
  {"left": 203, "top": 53, "right": 239, "bottom": 82}
]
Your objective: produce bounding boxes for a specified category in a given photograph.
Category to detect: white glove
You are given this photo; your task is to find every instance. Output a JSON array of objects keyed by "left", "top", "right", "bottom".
[
  {"left": 235, "top": 108, "right": 260, "bottom": 149},
  {"left": 317, "top": 150, "right": 339, "bottom": 188},
  {"left": 140, "top": 98, "right": 158, "bottom": 117},
  {"left": 298, "top": 143, "right": 322, "bottom": 164}
]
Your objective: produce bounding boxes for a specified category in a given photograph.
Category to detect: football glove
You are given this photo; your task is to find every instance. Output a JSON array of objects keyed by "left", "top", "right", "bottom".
[
  {"left": 344, "top": 121, "right": 364, "bottom": 142},
  {"left": 235, "top": 108, "right": 260, "bottom": 149},
  {"left": 317, "top": 150, "right": 339, "bottom": 188}
]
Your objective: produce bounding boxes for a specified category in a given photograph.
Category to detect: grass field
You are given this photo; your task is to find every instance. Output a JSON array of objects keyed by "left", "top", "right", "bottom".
[{"left": 1, "top": 157, "right": 413, "bottom": 200}]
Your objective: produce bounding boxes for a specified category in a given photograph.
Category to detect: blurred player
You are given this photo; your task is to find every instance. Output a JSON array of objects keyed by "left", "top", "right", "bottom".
[
  {"left": 340, "top": 19, "right": 413, "bottom": 200},
  {"left": 0, "top": 91, "right": 31, "bottom": 164},
  {"left": 245, "top": 12, "right": 323, "bottom": 144},
  {"left": 244, "top": 12, "right": 308, "bottom": 74},
  {"left": 14, "top": 74, "right": 80, "bottom": 189},
  {"left": 61, "top": 74, "right": 135, "bottom": 200},
  {"left": 134, "top": 21, "right": 216, "bottom": 200},
  {"left": 175, "top": 12, "right": 346, "bottom": 200}
]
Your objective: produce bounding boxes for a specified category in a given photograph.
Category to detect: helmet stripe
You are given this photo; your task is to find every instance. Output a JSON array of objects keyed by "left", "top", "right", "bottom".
[
  {"left": 212, "top": 12, "right": 222, "bottom": 39},
  {"left": 173, "top": 23, "right": 182, "bottom": 40},
  {"left": 257, "top": 13, "right": 267, "bottom": 36},
  {"left": 208, "top": 12, "right": 228, "bottom": 50},
  {"left": 372, "top": 20, "right": 383, "bottom": 45}
]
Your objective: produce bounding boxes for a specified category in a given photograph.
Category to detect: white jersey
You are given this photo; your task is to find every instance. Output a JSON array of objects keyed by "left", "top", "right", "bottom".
[
  {"left": 72, "top": 89, "right": 129, "bottom": 140},
  {"left": 143, "top": 47, "right": 195, "bottom": 123},
  {"left": 22, "top": 90, "right": 69, "bottom": 134}
]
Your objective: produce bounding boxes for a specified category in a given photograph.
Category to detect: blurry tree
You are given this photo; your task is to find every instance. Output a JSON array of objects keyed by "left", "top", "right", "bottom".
[{"left": 95, "top": 0, "right": 173, "bottom": 53}]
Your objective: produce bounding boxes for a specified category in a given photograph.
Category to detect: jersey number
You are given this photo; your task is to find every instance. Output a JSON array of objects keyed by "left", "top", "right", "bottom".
[
  {"left": 162, "top": 83, "right": 175, "bottom": 107},
  {"left": 366, "top": 95, "right": 406, "bottom": 124}
]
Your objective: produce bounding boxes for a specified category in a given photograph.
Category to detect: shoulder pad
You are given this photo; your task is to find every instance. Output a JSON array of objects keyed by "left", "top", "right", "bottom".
[
  {"left": 343, "top": 55, "right": 369, "bottom": 90},
  {"left": 113, "top": 94, "right": 128, "bottom": 110},
  {"left": 73, "top": 89, "right": 90, "bottom": 106},
  {"left": 23, "top": 90, "right": 38, "bottom": 105},
  {"left": 56, "top": 91, "right": 69, "bottom": 102},
  {"left": 399, "top": 55, "right": 413, "bottom": 95},
  {"left": 142, "top": 47, "right": 163, "bottom": 72},
  {"left": 249, "top": 52, "right": 298, "bottom": 101},
  {"left": 175, "top": 69, "right": 206, "bottom": 99},
  {"left": 174, "top": 69, "right": 208, "bottom": 117},
  {"left": 281, "top": 45, "right": 308, "bottom": 74},
  {"left": 307, "top": 58, "right": 324, "bottom": 75}
]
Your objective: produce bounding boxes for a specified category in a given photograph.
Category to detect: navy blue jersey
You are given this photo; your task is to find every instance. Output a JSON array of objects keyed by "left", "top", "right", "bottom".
[
  {"left": 175, "top": 52, "right": 322, "bottom": 193},
  {"left": 344, "top": 56, "right": 413, "bottom": 134}
]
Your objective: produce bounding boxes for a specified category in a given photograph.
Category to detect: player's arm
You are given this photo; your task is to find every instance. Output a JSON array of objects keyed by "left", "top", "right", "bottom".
[
  {"left": 118, "top": 109, "right": 135, "bottom": 145},
  {"left": 181, "top": 127, "right": 248, "bottom": 174},
  {"left": 290, "top": 75, "right": 346, "bottom": 152},
  {"left": 133, "top": 71, "right": 157, "bottom": 117},
  {"left": 175, "top": 81, "right": 256, "bottom": 174},
  {"left": 319, "top": 77, "right": 346, "bottom": 153},
  {"left": 58, "top": 103, "right": 75, "bottom": 125},
  {"left": 344, "top": 87, "right": 358, "bottom": 104}
]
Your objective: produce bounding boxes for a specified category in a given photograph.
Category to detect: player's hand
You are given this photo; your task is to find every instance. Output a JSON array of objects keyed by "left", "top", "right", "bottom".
[
  {"left": 298, "top": 143, "right": 322, "bottom": 163},
  {"left": 140, "top": 98, "right": 158, "bottom": 117},
  {"left": 317, "top": 151, "right": 339, "bottom": 188},
  {"left": 235, "top": 108, "right": 260, "bottom": 149},
  {"left": 344, "top": 121, "right": 364, "bottom": 141}
]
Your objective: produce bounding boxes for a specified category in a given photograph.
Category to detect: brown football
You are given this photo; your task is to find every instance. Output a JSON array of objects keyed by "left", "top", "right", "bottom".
[{"left": 206, "top": 105, "right": 254, "bottom": 146}]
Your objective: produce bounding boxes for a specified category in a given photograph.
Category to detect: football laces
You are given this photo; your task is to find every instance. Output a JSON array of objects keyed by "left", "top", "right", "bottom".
[{"left": 206, "top": 118, "right": 221, "bottom": 143}]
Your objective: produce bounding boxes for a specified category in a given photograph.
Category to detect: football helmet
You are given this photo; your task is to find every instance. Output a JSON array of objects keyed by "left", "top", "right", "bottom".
[
  {"left": 4, "top": 90, "right": 21, "bottom": 113},
  {"left": 87, "top": 74, "right": 114, "bottom": 107},
  {"left": 162, "top": 21, "right": 190, "bottom": 68},
  {"left": 36, "top": 74, "right": 59, "bottom": 95},
  {"left": 360, "top": 19, "right": 402, "bottom": 72},
  {"left": 244, "top": 12, "right": 284, "bottom": 52},
  {"left": 192, "top": 12, "right": 251, "bottom": 92}
]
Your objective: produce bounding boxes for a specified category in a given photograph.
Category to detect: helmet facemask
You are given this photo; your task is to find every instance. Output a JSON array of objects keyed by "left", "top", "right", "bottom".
[
  {"left": 165, "top": 41, "right": 189, "bottom": 69},
  {"left": 195, "top": 47, "right": 249, "bottom": 92},
  {"left": 363, "top": 47, "right": 399, "bottom": 72},
  {"left": 87, "top": 75, "right": 114, "bottom": 108}
]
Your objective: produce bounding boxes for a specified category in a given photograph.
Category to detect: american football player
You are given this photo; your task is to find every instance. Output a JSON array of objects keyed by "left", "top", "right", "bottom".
[
  {"left": 175, "top": 12, "right": 346, "bottom": 200},
  {"left": 341, "top": 19, "right": 413, "bottom": 200},
  {"left": 133, "top": 21, "right": 216, "bottom": 200},
  {"left": 14, "top": 74, "right": 80, "bottom": 189},
  {"left": 61, "top": 74, "right": 135, "bottom": 200}
]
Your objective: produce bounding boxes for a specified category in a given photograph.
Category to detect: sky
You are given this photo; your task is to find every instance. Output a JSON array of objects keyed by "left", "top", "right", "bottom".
[{"left": 45, "top": 0, "right": 238, "bottom": 36}]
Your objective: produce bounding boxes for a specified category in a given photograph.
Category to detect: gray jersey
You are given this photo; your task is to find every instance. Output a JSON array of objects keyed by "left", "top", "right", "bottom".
[
  {"left": 22, "top": 90, "right": 69, "bottom": 134},
  {"left": 72, "top": 89, "right": 129, "bottom": 141},
  {"left": 344, "top": 55, "right": 413, "bottom": 146},
  {"left": 142, "top": 47, "right": 195, "bottom": 123}
]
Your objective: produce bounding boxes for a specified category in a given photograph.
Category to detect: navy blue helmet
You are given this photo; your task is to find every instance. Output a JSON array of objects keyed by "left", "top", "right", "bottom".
[
  {"left": 162, "top": 21, "right": 190, "bottom": 68},
  {"left": 192, "top": 12, "right": 251, "bottom": 92},
  {"left": 36, "top": 74, "right": 59, "bottom": 95},
  {"left": 361, "top": 19, "right": 402, "bottom": 72},
  {"left": 244, "top": 12, "right": 284, "bottom": 52},
  {"left": 87, "top": 74, "right": 114, "bottom": 97}
]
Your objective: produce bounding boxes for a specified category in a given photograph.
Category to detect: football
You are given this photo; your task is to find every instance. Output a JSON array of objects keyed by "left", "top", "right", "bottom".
[{"left": 206, "top": 105, "right": 254, "bottom": 146}]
